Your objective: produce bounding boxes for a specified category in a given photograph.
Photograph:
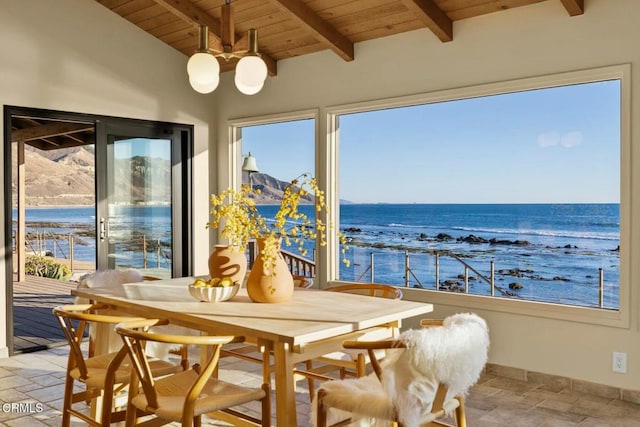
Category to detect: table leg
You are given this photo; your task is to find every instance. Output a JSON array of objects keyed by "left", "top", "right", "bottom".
[
  {"left": 273, "top": 342, "right": 297, "bottom": 426},
  {"left": 256, "top": 338, "right": 273, "bottom": 382}
]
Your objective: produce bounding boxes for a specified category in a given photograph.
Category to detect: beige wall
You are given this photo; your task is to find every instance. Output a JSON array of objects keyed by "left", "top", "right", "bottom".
[
  {"left": 0, "top": 0, "right": 216, "bottom": 357},
  {"left": 212, "top": 0, "right": 639, "bottom": 390}
]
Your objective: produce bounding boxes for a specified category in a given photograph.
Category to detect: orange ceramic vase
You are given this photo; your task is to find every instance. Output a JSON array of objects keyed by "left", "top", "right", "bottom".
[
  {"left": 208, "top": 245, "right": 247, "bottom": 285},
  {"left": 246, "top": 237, "right": 294, "bottom": 303}
]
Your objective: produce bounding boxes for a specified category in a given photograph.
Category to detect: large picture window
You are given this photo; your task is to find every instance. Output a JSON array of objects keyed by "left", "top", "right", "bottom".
[
  {"left": 233, "top": 116, "right": 318, "bottom": 267},
  {"left": 336, "top": 78, "right": 622, "bottom": 310}
]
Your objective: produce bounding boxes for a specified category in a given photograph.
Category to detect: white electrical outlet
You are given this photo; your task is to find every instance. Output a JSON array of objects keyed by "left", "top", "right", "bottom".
[{"left": 613, "top": 352, "right": 627, "bottom": 373}]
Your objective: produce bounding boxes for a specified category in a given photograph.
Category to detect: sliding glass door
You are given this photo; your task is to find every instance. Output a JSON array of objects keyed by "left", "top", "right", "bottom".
[{"left": 96, "top": 120, "right": 192, "bottom": 278}]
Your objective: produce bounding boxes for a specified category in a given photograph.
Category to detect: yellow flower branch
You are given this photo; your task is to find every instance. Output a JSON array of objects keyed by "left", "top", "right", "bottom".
[{"left": 208, "top": 174, "right": 350, "bottom": 274}]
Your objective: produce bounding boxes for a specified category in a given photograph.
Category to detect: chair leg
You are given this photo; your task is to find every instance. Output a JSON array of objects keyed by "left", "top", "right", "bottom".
[
  {"left": 454, "top": 396, "right": 466, "bottom": 427},
  {"left": 61, "top": 374, "right": 74, "bottom": 427},
  {"left": 355, "top": 353, "right": 366, "bottom": 378},
  {"left": 261, "top": 383, "right": 272, "bottom": 425},
  {"left": 125, "top": 377, "right": 140, "bottom": 427},
  {"left": 169, "top": 345, "right": 189, "bottom": 371},
  {"left": 305, "top": 360, "right": 316, "bottom": 399},
  {"left": 100, "top": 378, "right": 117, "bottom": 425}
]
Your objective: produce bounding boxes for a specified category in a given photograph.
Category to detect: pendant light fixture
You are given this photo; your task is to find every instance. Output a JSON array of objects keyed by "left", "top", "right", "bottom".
[
  {"left": 186, "top": 1, "right": 267, "bottom": 95},
  {"left": 187, "top": 25, "right": 220, "bottom": 94},
  {"left": 234, "top": 29, "right": 268, "bottom": 95}
]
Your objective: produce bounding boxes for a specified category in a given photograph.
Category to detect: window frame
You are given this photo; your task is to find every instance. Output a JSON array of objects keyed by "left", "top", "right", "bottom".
[
  {"left": 324, "top": 64, "right": 630, "bottom": 328},
  {"left": 226, "top": 109, "right": 326, "bottom": 281},
  {"left": 227, "top": 109, "right": 319, "bottom": 185}
]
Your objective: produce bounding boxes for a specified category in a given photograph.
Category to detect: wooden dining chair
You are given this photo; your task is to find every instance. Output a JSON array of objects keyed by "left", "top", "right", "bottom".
[
  {"left": 294, "top": 283, "right": 403, "bottom": 398},
  {"left": 315, "top": 313, "right": 490, "bottom": 427},
  {"left": 293, "top": 274, "right": 314, "bottom": 289},
  {"left": 79, "top": 270, "right": 192, "bottom": 368},
  {"left": 140, "top": 274, "right": 192, "bottom": 370},
  {"left": 116, "top": 318, "right": 271, "bottom": 427},
  {"left": 52, "top": 304, "right": 187, "bottom": 427},
  {"left": 326, "top": 283, "right": 403, "bottom": 299}
]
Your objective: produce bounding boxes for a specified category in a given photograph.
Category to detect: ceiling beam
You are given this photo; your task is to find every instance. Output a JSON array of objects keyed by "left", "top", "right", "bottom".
[
  {"left": 25, "top": 139, "right": 91, "bottom": 151},
  {"left": 268, "top": 0, "right": 354, "bottom": 61},
  {"left": 400, "top": 0, "right": 452, "bottom": 42},
  {"left": 40, "top": 138, "right": 61, "bottom": 148},
  {"left": 153, "top": 0, "right": 277, "bottom": 76},
  {"left": 11, "top": 122, "right": 93, "bottom": 143},
  {"left": 63, "top": 133, "right": 85, "bottom": 144},
  {"left": 559, "top": 0, "right": 584, "bottom": 16},
  {"left": 153, "top": 0, "right": 223, "bottom": 50}
]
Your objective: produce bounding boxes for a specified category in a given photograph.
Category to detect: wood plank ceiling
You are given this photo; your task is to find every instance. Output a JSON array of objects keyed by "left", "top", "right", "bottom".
[
  {"left": 97, "top": 0, "right": 585, "bottom": 76},
  {"left": 11, "top": 117, "right": 95, "bottom": 151},
  {"left": 12, "top": 0, "right": 585, "bottom": 152}
]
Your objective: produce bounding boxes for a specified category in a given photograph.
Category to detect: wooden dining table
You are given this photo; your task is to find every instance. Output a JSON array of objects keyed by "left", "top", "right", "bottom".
[{"left": 72, "top": 277, "right": 433, "bottom": 426}]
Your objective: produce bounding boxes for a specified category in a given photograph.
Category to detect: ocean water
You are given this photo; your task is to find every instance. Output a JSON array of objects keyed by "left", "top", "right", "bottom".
[
  {"left": 337, "top": 203, "right": 620, "bottom": 309},
  {"left": 13, "top": 206, "right": 172, "bottom": 269},
  {"left": 14, "top": 203, "right": 620, "bottom": 308}
]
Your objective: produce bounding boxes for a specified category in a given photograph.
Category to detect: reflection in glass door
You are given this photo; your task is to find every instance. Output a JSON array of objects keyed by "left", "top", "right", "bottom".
[
  {"left": 106, "top": 137, "right": 172, "bottom": 275},
  {"left": 97, "top": 121, "right": 192, "bottom": 279}
]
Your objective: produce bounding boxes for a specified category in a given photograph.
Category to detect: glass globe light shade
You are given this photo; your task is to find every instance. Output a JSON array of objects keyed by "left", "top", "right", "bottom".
[
  {"left": 235, "top": 55, "right": 267, "bottom": 87},
  {"left": 187, "top": 52, "right": 220, "bottom": 84},
  {"left": 189, "top": 74, "right": 219, "bottom": 94},
  {"left": 234, "top": 74, "right": 264, "bottom": 95}
]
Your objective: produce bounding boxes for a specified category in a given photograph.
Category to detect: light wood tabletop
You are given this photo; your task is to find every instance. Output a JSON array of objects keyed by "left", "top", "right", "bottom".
[{"left": 73, "top": 277, "right": 433, "bottom": 426}]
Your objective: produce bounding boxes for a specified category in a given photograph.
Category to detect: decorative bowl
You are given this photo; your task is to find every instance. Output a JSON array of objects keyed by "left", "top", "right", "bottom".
[{"left": 188, "top": 282, "right": 240, "bottom": 302}]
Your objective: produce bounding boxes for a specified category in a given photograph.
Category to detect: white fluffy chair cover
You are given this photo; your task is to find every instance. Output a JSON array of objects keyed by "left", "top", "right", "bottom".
[
  {"left": 76, "top": 268, "right": 144, "bottom": 301},
  {"left": 76, "top": 269, "right": 189, "bottom": 359},
  {"left": 76, "top": 269, "right": 145, "bottom": 352},
  {"left": 314, "top": 312, "right": 490, "bottom": 427}
]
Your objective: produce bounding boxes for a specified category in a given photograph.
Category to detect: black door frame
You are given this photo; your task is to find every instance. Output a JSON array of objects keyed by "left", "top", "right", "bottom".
[
  {"left": 96, "top": 118, "right": 192, "bottom": 275},
  {"left": 3, "top": 105, "right": 193, "bottom": 355}
]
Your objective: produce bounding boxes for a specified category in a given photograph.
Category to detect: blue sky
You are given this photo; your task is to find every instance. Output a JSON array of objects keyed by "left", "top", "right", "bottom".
[
  {"left": 243, "top": 80, "right": 620, "bottom": 204},
  {"left": 114, "top": 138, "right": 171, "bottom": 160}
]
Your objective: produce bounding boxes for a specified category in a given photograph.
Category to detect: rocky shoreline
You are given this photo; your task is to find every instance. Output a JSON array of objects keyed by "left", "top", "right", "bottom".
[
  {"left": 342, "top": 228, "right": 618, "bottom": 253},
  {"left": 341, "top": 227, "right": 619, "bottom": 299}
]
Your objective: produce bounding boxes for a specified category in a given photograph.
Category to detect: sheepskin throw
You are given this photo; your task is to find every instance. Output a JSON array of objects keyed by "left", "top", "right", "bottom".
[
  {"left": 384, "top": 312, "right": 489, "bottom": 426},
  {"left": 314, "top": 312, "right": 489, "bottom": 427},
  {"left": 77, "top": 269, "right": 203, "bottom": 360},
  {"left": 76, "top": 268, "right": 143, "bottom": 302},
  {"left": 75, "top": 269, "right": 145, "bottom": 351}
]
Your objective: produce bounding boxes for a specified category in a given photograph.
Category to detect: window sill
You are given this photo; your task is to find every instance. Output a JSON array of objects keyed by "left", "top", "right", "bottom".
[{"left": 399, "top": 287, "right": 629, "bottom": 329}]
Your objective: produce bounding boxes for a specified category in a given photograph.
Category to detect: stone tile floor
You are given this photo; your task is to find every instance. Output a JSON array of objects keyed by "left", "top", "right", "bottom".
[{"left": 1, "top": 344, "right": 639, "bottom": 426}]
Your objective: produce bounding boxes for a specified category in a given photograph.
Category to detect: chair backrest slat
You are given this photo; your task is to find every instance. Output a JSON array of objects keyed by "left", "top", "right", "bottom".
[
  {"left": 431, "top": 383, "right": 448, "bottom": 414},
  {"left": 119, "top": 331, "right": 160, "bottom": 409},
  {"left": 327, "top": 283, "right": 402, "bottom": 299},
  {"left": 54, "top": 314, "right": 90, "bottom": 378}
]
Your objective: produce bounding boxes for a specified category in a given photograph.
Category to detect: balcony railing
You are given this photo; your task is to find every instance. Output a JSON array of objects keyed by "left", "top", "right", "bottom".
[
  {"left": 247, "top": 240, "right": 315, "bottom": 278},
  {"left": 353, "top": 249, "right": 612, "bottom": 309}
]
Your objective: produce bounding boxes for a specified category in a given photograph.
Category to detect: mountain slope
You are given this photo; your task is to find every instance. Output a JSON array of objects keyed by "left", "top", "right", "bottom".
[
  {"left": 243, "top": 173, "right": 314, "bottom": 204},
  {"left": 12, "top": 147, "right": 95, "bottom": 206},
  {"left": 13, "top": 147, "right": 305, "bottom": 207}
]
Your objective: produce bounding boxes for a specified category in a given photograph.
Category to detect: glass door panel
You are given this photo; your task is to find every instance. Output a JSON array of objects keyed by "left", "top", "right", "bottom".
[
  {"left": 106, "top": 137, "right": 172, "bottom": 276},
  {"left": 96, "top": 120, "right": 192, "bottom": 279}
]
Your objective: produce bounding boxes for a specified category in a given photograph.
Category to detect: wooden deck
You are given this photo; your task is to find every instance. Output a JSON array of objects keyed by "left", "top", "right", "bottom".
[{"left": 12, "top": 275, "right": 78, "bottom": 353}]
